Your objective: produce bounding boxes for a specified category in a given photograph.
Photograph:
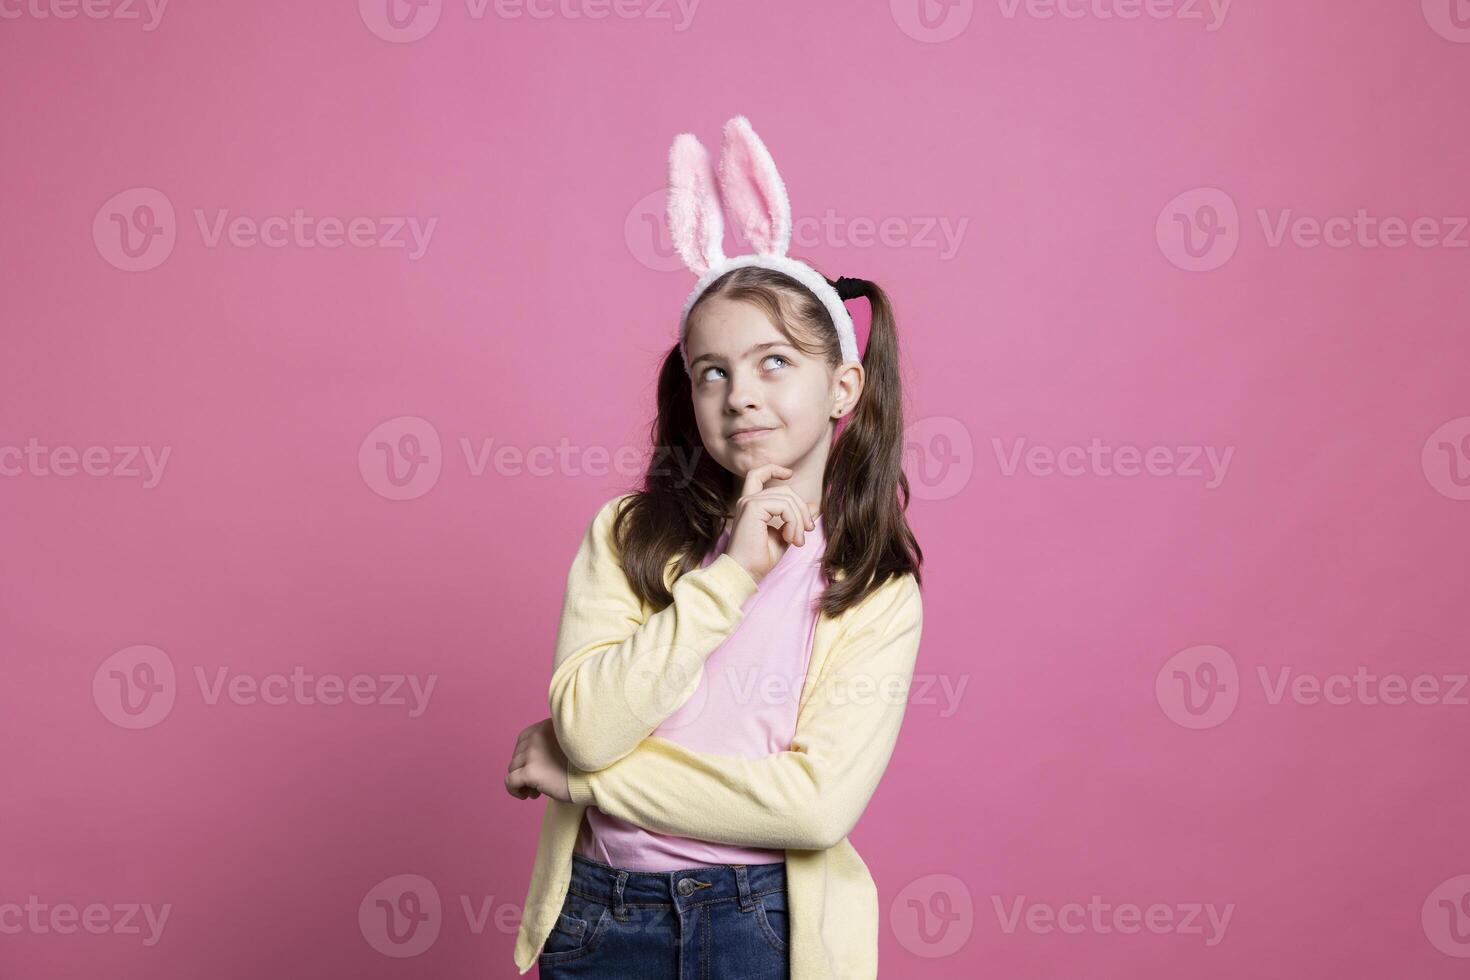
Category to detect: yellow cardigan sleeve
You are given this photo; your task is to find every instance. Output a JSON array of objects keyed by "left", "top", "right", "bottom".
[
  {"left": 563, "top": 572, "right": 922, "bottom": 851},
  {"left": 549, "top": 494, "right": 762, "bottom": 772}
]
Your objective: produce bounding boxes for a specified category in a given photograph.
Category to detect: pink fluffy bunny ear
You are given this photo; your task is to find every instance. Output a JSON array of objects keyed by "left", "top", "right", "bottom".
[
  {"left": 717, "top": 115, "right": 791, "bottom": 257},
  {"left": 667, "top": 133, "right": 726, "bottom": 276}
]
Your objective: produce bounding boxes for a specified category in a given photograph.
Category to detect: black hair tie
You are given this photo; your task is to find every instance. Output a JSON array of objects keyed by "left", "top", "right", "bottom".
[{"left": 828, "top": 276, "right": 868, "bottom": 301}]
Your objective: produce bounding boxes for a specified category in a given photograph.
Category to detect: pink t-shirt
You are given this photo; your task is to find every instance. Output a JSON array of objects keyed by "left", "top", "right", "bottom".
[{"left": 574, "top": 515, "right": 826, "bottom": 871}]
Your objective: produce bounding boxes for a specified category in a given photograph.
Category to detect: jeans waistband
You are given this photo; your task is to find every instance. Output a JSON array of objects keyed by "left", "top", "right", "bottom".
[{"left": 568, "top": 852, "right": 785, "bottom": 915}]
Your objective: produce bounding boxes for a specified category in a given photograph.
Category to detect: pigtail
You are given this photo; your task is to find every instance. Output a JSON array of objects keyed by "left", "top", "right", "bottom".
[{"left": 820, "top": 278, "right": 924, "bottom": 616}]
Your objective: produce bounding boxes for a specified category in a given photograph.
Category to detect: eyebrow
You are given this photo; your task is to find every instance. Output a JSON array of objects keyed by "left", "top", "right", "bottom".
[{"left": 689, "top": 341, "right": 796, "bottom": 371}]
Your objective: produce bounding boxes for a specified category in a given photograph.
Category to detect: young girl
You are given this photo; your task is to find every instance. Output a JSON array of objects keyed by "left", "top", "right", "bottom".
[{"left": 504, "top": 116, "right": 923, "bottom": 980}]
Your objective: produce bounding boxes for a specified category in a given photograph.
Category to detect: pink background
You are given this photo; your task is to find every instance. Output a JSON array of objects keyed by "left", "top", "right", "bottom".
[{"left": 3, "top": 1, "right": 1470, "bottom": 977}]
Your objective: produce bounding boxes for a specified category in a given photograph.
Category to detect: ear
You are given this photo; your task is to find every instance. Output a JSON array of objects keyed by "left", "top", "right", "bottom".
[
  {"left": 667, "top": 133, "right": 726, "bottom": 276},
  {"left": 717, "top": 115, "right": 791, "bottom": 257}
]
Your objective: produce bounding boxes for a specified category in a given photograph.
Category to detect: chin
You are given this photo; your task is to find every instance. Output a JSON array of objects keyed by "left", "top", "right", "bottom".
[{"left": 726, "top": 442, "right": 781, "bottom": 463}]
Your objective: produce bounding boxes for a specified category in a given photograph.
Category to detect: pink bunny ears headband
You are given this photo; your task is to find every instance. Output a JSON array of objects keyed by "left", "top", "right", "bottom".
[{"left": 667, "top": 115, "right": 863, "bottom": 374}]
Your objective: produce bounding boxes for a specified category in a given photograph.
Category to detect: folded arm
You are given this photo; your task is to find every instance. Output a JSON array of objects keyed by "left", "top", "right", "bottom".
[
  {"left": 548, "top": 494, "right": 760, "bottom": 772},
  {"left": 564, "top": 573, "right": 923, "bottom": 851}
]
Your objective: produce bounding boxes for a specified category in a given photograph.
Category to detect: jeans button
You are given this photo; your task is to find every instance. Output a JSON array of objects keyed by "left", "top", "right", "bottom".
[{"left": 676, "top": 878, "right": 696, "bottom": 896}]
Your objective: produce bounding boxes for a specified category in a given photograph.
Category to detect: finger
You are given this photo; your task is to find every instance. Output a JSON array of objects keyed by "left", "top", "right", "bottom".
[
  {"left": 508, "top": 766, "right": 539, "bottom": 800},
  {"left": 507, "top": 746, "right": 527, "bottom": 773},
  {"left": 766, "top": 491, "right": 809, "bottom": 546},
  {"left": 747, "top": 492, "right": 796, "bottom": 544},
  {"left": 751, "top": 486, "right": 818, "bottom": 541},
  {"left": 741, "top": 463, "right": 792, "bottom": 499},
  {"left": 791, "top": 497, "right": 807, "bottom": 546},
  {"left": 775, "top": 487, "right": 815, "bottom": 536},
  {"left": 510, "top": 731, "right": 531, "bottom": 766}
]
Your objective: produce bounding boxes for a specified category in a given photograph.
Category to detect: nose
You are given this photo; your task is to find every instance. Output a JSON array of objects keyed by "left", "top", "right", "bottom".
[{"left": 724, "top": 367, "right": 760, "bottom": 413}]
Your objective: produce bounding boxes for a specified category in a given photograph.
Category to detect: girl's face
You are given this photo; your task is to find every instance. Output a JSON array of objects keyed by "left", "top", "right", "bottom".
[{"left": 685, "top": 296, "right": 859, "bottom": 496}]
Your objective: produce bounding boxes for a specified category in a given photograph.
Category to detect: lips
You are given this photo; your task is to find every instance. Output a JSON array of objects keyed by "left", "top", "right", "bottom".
[{"left": 730, "top": 427, "right": 775, "bottom": 442}]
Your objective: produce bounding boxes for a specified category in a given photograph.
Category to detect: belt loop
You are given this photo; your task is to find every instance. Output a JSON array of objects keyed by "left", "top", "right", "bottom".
[
  {"left": 733, "top": 864, "right": 754, "bottom": 911},
  {"left": 612, "top": 869, "right": 630, "bottom": 919}
]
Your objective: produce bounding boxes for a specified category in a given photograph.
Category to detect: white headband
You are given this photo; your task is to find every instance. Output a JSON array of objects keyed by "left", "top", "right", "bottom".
[{"left": 666, "top": 116, "right": 861, "bottom": 374}]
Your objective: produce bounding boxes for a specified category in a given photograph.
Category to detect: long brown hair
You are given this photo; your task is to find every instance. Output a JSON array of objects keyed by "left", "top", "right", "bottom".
[{"left": 610, "top": 263, "right": 921, "bottom": 618}]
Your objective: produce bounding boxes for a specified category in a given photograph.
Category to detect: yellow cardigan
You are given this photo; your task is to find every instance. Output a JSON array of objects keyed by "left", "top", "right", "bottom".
[{"left": 514, "top": 493, "right": 923, "bottom": 979}]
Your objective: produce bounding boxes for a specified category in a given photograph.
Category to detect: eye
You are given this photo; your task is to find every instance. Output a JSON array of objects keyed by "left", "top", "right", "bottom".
[{"left": 696, "top": 355, "right": 790, "bottom": 384}]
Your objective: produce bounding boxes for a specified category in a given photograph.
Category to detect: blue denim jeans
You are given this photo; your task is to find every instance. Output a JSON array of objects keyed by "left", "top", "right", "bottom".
[{"left": 537, "top": 853, "right": 790, "bottom": 979}]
